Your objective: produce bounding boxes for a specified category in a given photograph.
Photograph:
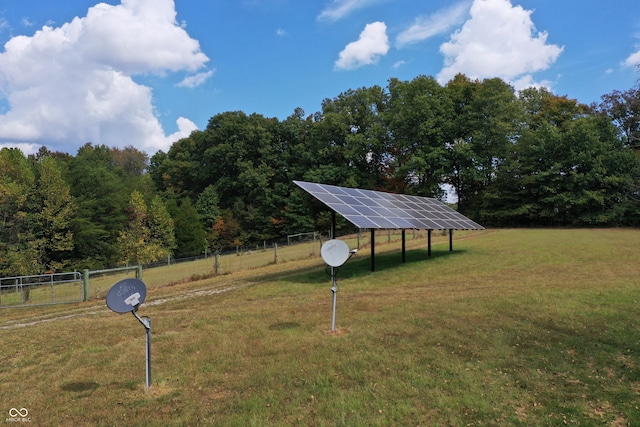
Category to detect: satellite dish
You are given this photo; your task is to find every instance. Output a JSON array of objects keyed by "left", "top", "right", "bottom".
[
  {"left": 321, "top": 239, "right": 351, "bottom": 267},
  {"left": 106, "top": 278, "right": 147, "bottom": 313}
]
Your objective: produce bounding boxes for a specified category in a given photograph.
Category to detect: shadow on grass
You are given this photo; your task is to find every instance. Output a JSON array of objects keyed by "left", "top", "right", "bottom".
[
  {"left": 268, "top": 321, "right": 301, "bottom": 331},
  {"left": 61, "top": 380, "right": 139, "bottom": 394},
  {"left": 280, "top": 248, "right": 466, "bottom": 285},
  {"left": 60, "top": 381, "right": 100, "bottom": 398}
]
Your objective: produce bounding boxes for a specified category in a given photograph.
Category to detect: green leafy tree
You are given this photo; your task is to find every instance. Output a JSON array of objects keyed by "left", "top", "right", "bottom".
[
  {"left": 0, "top": 148, "right": 36, "bottom": 276},
  {"left": 168, "top": 198, "right": 207, "bottom": 257},
  {"left": 310, "top": 86, "right": 390, "bottom": 190},
  {"left": 148, "top": 195, "right": 176, "bottom": 261},
  {"left": 595, "top": 87, "right": 640, "bottom": 146},
  {"left": 275, "top": 109, "right": 318, "bottom": 235},
  {"left": 594, "top": 87, "right": 640, "bottom": 222},
  {"left": 0, "top": 148, "right": 33, "bottom": 237},
  {"left": 386, "top": 75, "right": 451, "bottom": 197},
  {"left": 32, "top": 156, "right": 76, "bottom": 271},
  {"left": 445, "top": 74, "right": 521, "bottom": 217},
  {"left": 483, "top": 90, "right": 640, "bottom": 226},
  {"left": 204, "top": 112, "right": 286, "bottom": 241},
  {"left": 196, "top": 185, "right": 221, "bottom": 231},
  {"left": 149, "top": 132, "right": 206, "bottom": 200},
  {"left": 65, "top": 143, "right": 150, "bottom": 268},
  {"left": 153, "top": 111, "right": 292, "bottom": 242},
  {"left": 118, "top": 191, "right": 153, "bottom": 265},
  {"left": 209, "top": 209, "right": 244, "bottom": 251},
  {"left": 119, "top": 191, "right": 177, "bottom": 265},
  {"left": 0, "top": 152, "right": 75, "bottom": 275},
  {"left": 111, "top": 145, "right": 149, "bottom": 176}
]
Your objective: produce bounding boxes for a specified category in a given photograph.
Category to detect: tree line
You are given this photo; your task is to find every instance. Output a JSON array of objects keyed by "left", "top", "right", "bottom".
[{"left": 1, "top": 73, "right": 639, "bottom": 276}]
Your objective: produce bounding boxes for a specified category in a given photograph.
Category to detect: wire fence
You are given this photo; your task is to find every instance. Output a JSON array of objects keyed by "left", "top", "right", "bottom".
[
  {"left": 124, "top": 229, "right": 432, "bottom": 291},
  {"left": 1, "top": 229, "right": 442, "bottom": 307},
  {"left": 0, "top": 272, "right": 84, "bottom": 308},
  {"left": 144, "top": 231, "right": 323, "bottom": 270}
]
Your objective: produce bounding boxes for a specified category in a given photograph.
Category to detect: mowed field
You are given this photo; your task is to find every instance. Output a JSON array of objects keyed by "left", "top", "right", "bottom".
[{"left": 1, "top": 228, "right": 639, "bottom": 426}]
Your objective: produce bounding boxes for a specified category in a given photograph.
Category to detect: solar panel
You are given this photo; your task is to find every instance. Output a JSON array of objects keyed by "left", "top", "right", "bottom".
[{"left": 294, "top": 180, "right": 484, "bottom": 230}]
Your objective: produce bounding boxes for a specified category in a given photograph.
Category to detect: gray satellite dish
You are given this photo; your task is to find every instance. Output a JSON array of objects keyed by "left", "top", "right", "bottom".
[
  {"left": 105, "top": 277, "right": 152, "bottom": 389},
  {"left": 321, "top": 239, "right": 351, "bottom": 267},
  {"left": 106, "top": 278, "right": 147, "bottom": 313}
]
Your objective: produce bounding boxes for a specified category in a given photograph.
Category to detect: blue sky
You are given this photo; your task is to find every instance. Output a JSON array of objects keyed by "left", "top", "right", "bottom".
[{"left": 0, "top": 0, "right": 638, "bottom": 155}]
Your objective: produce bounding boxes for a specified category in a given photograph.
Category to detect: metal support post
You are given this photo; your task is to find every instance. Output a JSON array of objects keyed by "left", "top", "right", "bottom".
[
  {"left": 331, "top": 267, "right": 338, "bottom": 331},
  {"left": 370, "top": 229, "right": 376, "bottom": 272},
  {"left": 132, "top": 310, "right": 151, "bottom": 389},
  {"left": 331, "top": 211, "right": 336, "bottom": 239},
  {"left": 402, "top": 229, "right": 406, "bottom": 263}
]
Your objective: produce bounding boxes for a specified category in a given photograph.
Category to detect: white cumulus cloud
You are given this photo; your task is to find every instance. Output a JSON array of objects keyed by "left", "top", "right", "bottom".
[
  {"left": 396, "top": 1, "right": 471, "bottom": 48},
  {"left": 624, "top": 50, "right": 640, "bottom": 67},
  {"left": 166, "top": 117, "right": 199, "bottom": 142},
  {"left": 436, "top": 0, "right": 563, "bottom": 89},
  {"left": 176, "top": 70, "right": 215, "bottom": 88},
  {"left": 393, "top": 60, "right": 406, "bottom": 69},
  {"left": 335, "top": 21, "right": 390, "bottom": 70},
  {"left": 318, "top": 0, "right": 380, "bottom": 22},
  {"left": 0, "top": 0, "right": 210, "bottom": 155}
]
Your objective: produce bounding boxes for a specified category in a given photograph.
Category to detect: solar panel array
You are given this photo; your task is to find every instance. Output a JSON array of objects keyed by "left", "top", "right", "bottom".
[{"left": 294, "top": 180, "right": 484, "bottom": 230}]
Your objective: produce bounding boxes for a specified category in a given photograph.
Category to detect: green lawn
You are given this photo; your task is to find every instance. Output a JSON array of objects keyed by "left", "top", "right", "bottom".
[{"left": 1, "top": 228, "right": 639, "bottom": 426}]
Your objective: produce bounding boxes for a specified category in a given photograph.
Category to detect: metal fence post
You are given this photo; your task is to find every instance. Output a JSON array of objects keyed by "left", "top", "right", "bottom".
[
  {"left": 83, "top": 269, "right": 90, "bottom": 301},
  {"left": 137, "top": 265, "right": 143, "bottom": 280}
]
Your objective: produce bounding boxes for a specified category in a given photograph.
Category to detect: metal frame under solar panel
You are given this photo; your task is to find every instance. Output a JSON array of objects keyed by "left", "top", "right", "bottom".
[{"left": 294, "top": 180, "right": 484, "bottom": 231}]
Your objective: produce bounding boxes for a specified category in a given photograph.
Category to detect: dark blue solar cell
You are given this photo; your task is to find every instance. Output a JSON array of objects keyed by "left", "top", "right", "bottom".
[
  {"left": 405, "top": 218, "right": 426, "bottom": 229},
  {"left": 342, "top": 187, "right": 362, "bottom": 197},
  {"left": 392, "top": 201, "right": 410, "bottom": 210},
  {"left": 371, "top": 206, "right": 394, "bottom": 217},
  {"left": 337, "top": 195, "right": 364, "bottom": 206},
  {"left": 358, "top": 197, "right": 380, "bottom": 207},
  {"left": 374, "top": 217, "right": 403, "bottom": 229},
  {"left": 296, "top": 182, "right": 326, "bottom": 193},
  {"left": 331, "top": 186, "right": 350, "bottom": 195},
  {"left": 343, "top": 215, "right": 381, "bottom": 229},
  {"left": 406, "top": 210, "right": 424, "bottom": 219},
  {"left": 353, "top": 206, "right": 378, "bottom": 217},
  {"left": 453, "top": 220, "right": 469, "bottom": 229},
  {"left": 392, "top": 218, "right": 416, "bottom": 229},
  {"left": 354, "top": 196, "right": 377, "bottom": 207},
  {"left": 326, "top": 204, "right": 360, "bottom": 216},
  {"left": 387, "top": 208, "right": 407, "bottom": 218},
  {"left": 372, "top": 198, "right": 396, "bottom": 209},
  {"left": 312, "top": 193, "right": 343, "bottom": 205},
  {"left": 364, "top": 190, "right": 384, "bottom": 199},
  {"left": 422, "top": 219, "right": 444, "bottom": 229}
]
